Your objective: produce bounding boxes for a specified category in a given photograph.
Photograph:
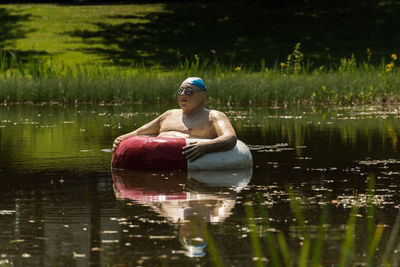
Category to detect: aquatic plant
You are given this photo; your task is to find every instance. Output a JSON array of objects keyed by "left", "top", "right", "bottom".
[
  {"left": 240, "top": 174, "right": 399, "bottom": 266},
  {"left": 282, "top": 42, "right": 304, "bottom": 75},
  {"left": 180, "top": 174, "right": 399, "bottom": 266}
]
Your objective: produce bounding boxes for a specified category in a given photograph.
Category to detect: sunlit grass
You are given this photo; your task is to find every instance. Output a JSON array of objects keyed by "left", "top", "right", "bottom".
[
  {"left": 1, "top": 3, "right": 400, "bottom": 106},
  {"left": 0, "top": 42, "right": 400, "bottom": 105},
  {"left": 0, "top": 4, "right": 167, "bottom": 65},
  {"left": 1, "top": 50, "right": 400, "bottom": 105}
]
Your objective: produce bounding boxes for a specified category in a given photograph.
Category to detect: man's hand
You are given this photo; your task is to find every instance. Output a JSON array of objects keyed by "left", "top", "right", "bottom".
[
  {"left": 113, "top": 135, "right": 127, "bottom": 151},
  {"left": 182, "top": 142, "right": 208, "bottom": 162}
]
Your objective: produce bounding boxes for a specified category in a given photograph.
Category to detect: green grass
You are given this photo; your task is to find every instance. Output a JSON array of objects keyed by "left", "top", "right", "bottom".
[
  {"left": 1, "top": 3, "right": 400, "bottom": 105},
  {"left": 0, "top": 3, "right": 166, "bottom": 65},
  {"left": 0, "top": 49, "right": 400, "bottom": 105},
  {"left": 1, "top": 1, "right": 400, "bottom": 67}
]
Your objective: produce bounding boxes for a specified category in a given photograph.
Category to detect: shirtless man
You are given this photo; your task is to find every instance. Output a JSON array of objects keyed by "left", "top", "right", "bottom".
[{"left": 112, "top": 77, "right": 237, "bottom": 162}]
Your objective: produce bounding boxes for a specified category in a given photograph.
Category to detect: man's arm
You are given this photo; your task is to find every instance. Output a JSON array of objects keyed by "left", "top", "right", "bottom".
[
  {"left": 182, "top": 110, "right": 237, "bottom": 161},
  {"left": 112, "top": 111, "right": 169, "bottom": 151}
]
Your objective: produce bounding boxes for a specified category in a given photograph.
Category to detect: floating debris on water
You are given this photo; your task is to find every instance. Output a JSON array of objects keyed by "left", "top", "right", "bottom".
[
  {"left": 73, "top": 252, "right": 86, "bottom": 258},
  {"left": 248, "top": 143, "right": 294, "bottom": 152},
  {"left": 0, "top": 210, "right": 15, "bottom": 215},
  {"left": 358, "top": 159, "right": 400, "bottom": 165},
  {"left": 333, "top": 193, "right": 395, "bottom": 208}
]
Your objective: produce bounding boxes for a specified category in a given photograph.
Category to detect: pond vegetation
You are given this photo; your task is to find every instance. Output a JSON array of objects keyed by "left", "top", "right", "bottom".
[
  {"left": 1, "top": 47, "right": 400, "bottom": 105},
  {"left": 240, "top": 175, "right": 399, "bottom": 267}
]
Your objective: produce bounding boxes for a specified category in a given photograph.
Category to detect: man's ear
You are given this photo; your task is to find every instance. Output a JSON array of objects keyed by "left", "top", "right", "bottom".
[{"left": 200, "top": 92, "right": 206, "bottom": 104}]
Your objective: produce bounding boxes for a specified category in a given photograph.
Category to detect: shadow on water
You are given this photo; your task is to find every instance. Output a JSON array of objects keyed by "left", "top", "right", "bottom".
[
  {"left": 66, "top": 0, "right": 400, "bottom": 66},
  {"left": 0, "top": 168, "right": 116, "bottom": 266}
]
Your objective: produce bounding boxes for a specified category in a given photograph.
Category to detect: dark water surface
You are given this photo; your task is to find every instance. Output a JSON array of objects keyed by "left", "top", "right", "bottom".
[{"left": 0, "top": 104, "right": 399, "bottom": 266}]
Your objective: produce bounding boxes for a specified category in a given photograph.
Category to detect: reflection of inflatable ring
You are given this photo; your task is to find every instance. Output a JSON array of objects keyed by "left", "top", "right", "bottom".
[
  {"left": 111, "top": 167, "right": 252, "bottom": 259},
  {"left": 112, "top": 136, "right": 253, "bottom": 171},
  {"left": 111, "top": 168, "right": 252, "bottom": 222},
  {"left": 112, "top": 168, "right": 252, "bottom": 203}
]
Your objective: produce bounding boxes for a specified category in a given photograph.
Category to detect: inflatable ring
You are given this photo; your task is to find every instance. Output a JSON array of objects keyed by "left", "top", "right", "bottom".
[{"left": 112, "top": 136, "right": 253, "bottom": 171}]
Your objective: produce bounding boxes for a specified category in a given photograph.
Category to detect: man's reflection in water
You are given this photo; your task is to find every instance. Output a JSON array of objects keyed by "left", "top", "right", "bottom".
[
  {"left": 177, "top": 193, "right": 235, "bottom": 257},
  {"left": 112, "top": 169, "right": 252, "bottom": 258}
]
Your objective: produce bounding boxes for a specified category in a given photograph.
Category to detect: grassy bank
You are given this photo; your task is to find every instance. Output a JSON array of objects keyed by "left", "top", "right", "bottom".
[
  {"left": 0, "top": 49, "right": 400, "bottom": 105},
  {"left": 1, "top": 2, "right": 400, "bottom": 67},
  {"left": 1, "top": 2, "right": 400, "bottom": 105}
]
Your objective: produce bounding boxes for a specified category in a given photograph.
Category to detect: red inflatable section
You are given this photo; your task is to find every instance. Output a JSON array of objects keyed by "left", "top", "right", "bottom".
[
  {"left": 112, "top": 169, "right": 188, "bottom": 202},
  {"left": 112, "top": 136, "right": 187, "bottom": 170}
]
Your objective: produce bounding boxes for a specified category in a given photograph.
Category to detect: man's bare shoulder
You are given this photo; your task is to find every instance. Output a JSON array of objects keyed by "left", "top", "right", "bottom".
[
  {"left": 209, "top": 109, "right": 229, "bottom": 120},
  {"left": 160, "top": 109, "right": 182, "bottom": 118}
]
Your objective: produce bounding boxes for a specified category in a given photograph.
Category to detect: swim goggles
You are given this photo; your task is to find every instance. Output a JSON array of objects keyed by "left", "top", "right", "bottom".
[{"left": 178, "top": 87, "right": 205, "bottom": 96}]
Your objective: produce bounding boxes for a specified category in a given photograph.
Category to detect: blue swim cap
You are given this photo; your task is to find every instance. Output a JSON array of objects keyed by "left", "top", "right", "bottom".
[{"left": 181, "top": 77, "right": 207, "bottom": 92}]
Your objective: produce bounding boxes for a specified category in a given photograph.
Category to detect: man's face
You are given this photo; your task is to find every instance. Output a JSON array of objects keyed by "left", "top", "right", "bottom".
[{"left": 178, "top": 84, "right": 205, "bottom": 114}]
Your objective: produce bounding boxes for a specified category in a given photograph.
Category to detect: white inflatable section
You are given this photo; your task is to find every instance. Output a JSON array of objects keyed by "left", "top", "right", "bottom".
[
  {"left": 186, "top": 139, "right": 253, "bottom": 170},
  {"left": 187, "top": 169, "right": 253, "bottom": 193}
]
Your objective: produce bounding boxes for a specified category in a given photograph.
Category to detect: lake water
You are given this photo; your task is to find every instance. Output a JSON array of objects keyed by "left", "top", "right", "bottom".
[{"left": 0, "top": 104, "right": 399, "bottom": 266}]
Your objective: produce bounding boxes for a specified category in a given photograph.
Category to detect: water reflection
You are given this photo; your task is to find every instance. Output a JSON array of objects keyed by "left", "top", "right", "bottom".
[
  {"left": 2, "top": 104, "right": 400, "bottom": 265},
  {"left": 112, "top": 168, "right": 252, "bottom": 257}
]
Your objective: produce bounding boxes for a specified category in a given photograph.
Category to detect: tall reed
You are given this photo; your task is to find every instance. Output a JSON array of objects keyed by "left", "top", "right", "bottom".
[
  {"left": 1, "top": 48, "right": 400, "bottom": 105},
  {"left": 241, "top": 174, "right": 398, "bottom": 266}
]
